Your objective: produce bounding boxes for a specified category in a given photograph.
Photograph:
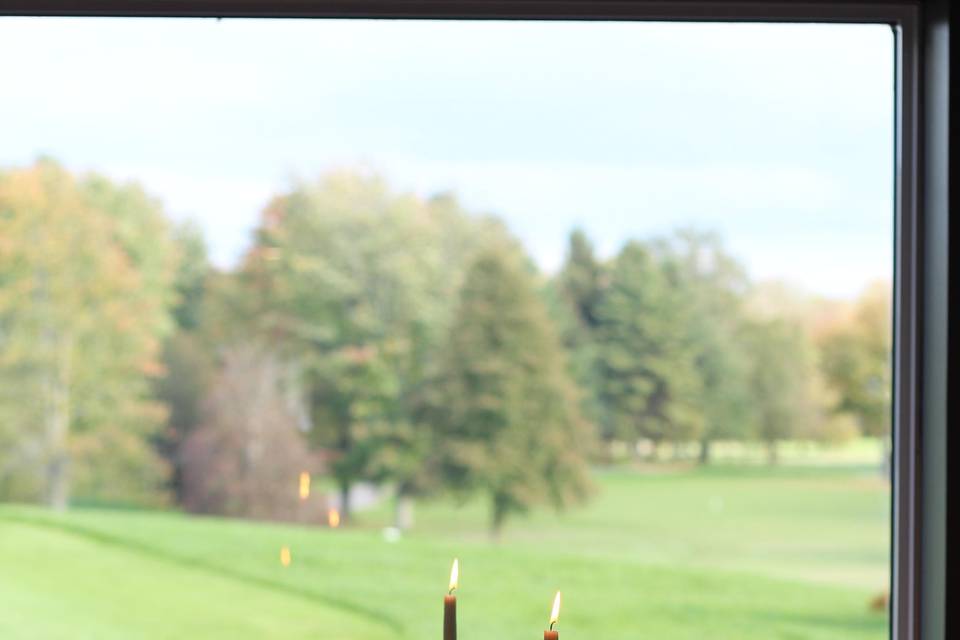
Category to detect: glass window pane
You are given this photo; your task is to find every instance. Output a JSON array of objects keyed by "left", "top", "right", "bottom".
[{"left": 0, "top": 17, "right": 893, "bottom": 640}]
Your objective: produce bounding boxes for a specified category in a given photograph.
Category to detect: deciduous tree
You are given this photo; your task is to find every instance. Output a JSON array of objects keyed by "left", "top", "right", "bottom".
[
  {"left": 0, "top": 159, "right": 176, "bottom": 507},
  {"left": 818, "top": 282, "right": 892, "bottom": 471},
  {"left": 243, "top": 172, "right": 510, "bottom": 524},
  {"left": 743, "top": 317, "right": 822, "bottom": 464},
  {"left": 181, "top": 345, "right": 320, "bottom": 520}
]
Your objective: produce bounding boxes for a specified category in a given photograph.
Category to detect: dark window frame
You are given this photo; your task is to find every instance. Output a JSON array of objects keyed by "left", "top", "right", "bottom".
[{"left": 0, "top": 1, "right": 952, "bottom": 638}]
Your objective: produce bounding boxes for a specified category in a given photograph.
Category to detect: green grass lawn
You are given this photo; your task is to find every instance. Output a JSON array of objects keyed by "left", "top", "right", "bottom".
[{"left": 0, "top": 461, "right": 890, "bottom": 639}]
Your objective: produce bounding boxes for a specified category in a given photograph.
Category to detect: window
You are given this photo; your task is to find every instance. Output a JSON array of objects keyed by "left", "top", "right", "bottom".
[{"left": 0, "top": 2, "right": 947, "bottom": 640}]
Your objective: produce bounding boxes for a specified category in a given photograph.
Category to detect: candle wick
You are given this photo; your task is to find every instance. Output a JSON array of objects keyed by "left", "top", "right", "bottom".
[
  {"left": 550, "top": 621, "right": 556, "bottom": 631},
  {"left": 448, "top": 587, "right": 456, "bottom": 595}
]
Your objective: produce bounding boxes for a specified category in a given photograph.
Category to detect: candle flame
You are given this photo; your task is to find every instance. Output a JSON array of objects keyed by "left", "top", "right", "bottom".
[
  {"left": 549, "top": 591, "right": 561, "bottom": 629},
  {"left": 328, "top": 509, "right": 341, "bottom": 528},
  {"left": 280, "top": 546, "right": 291, "bottom": 567},
  {"left": 299, "top": 471, "right": 311, "bottom": 500},
  {"left": 448, "top": 558, "right": 459, "bottom": 593}
]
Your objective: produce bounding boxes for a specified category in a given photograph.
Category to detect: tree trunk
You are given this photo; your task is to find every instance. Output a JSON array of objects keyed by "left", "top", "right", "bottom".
[
  {"left": 699, "top": 438, "right": 712, "bottom": 465},
  {"left": 338, "top": 480, "right": 352, "bottom": 525},
  {"left": 44, "top": 343, "right": 71, "bottom": 511},
  {"left": 394, "top": 489, "right": 415, "bottom": 530},
  {"left": 650, "top": 440, "right": 662, "bottom": 462},
  {"left": 46, "top": 454, "right": 69, "bottom": 511},
  {"left": 766, "top": 440, "right": 779, "bottom": 465},
  {"left": 671, "top": 441, "right": 683, "bottom": 461},
  {"left": 490, "top": 493, "right": 508, "bottom": 542}
]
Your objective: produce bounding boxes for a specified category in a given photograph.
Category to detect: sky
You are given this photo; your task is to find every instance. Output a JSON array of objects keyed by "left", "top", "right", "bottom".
[{"left": 0, "top": 18, "right": 894, "bottom": 298}]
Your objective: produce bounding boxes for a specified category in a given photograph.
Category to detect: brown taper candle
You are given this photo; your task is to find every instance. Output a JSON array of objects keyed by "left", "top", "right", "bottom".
[
  {"left": 444, "top": 594, "right": 457, "bottom": 640},
  {"left": 444, "top": 559, "right": 458, "bottom": 640}
]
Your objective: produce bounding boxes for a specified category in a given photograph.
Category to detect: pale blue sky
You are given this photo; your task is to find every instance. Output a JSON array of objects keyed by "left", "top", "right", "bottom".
[{"left": 0, "top": 18, "right": 893, "bottom": 298}]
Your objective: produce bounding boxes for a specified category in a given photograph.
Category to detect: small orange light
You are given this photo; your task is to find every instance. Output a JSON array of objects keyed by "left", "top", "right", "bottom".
[
  {"left": 280, "top": 546, "right": 291, "bottom": 567},
  {"left": 328, "top": 509, "right": 341, "bottom": 528},
  {"left": 299, "top": 471, "right": 311, "bottom": 501}
]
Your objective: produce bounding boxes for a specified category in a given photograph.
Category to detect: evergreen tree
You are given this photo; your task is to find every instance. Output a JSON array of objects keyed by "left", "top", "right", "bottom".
[
  {"left": 555, "top": 229, "right": 609, "bottom": 440},
  {"left": 694, "top": 326, "right": 751, "bottom": 463},
  {"left": 657, "top": 231, "right": 751, "bottom": 464},
  {"left": 168, "top": 221, "right": 210, "bottom": 332},
  {"left": 432, "top": 246, "right": 594, "bottom": 537},
  {"left": 596, "top": 241, "right": 703, "bottom": 455},
  {"left": 153, "top": 221, "right": 215, "bottom": 502},
  {"left": 559, "top": 229, "right": 605, "bottom": 330}
]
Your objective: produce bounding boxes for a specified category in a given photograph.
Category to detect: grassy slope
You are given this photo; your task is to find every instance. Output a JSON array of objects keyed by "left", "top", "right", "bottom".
[
  {"left": 0, "top": 464, "right": 889, "bottom": 640},
  {"left": 0, "top": 522, "right": 391, "bottom": 640},
  {"left": 380, "top": 464, "right": 891, "bottom": 589}
]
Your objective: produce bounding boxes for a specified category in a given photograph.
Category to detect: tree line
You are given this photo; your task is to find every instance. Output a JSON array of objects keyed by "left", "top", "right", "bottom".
[{"left": 0, "top": 160, "right": 891, "bottom": 534}]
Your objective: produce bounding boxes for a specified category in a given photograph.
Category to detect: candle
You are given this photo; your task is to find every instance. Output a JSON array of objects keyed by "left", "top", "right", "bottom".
[
  {"left": 544, "top": 591, "right": 561, "bottom": 640},
  {"left": 444, "top": 559, "right": 458, "bottom": 640}
]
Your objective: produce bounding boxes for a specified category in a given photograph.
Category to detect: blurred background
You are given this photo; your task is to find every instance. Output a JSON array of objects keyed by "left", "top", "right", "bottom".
[{"left": 0, "top": 18, "right": 892, "bottom": 640}]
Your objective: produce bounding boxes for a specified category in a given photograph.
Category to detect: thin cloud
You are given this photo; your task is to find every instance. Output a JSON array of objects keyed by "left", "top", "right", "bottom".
[{"left": 0, "top": 18, "right": 893, "bottom": 298}]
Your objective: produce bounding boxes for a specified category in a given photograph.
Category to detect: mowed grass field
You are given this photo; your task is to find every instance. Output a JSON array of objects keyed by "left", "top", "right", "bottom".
[{"left": 0, "top": 454, "right": 890, "bottom": 639}]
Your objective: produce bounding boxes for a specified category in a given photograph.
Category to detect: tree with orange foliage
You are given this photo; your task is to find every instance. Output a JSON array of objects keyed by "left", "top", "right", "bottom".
[
  {"left": 0, "top": 159, "right": 176, "bottom": 507},
  {"left": 818, "top": 282, "right": 892, "bottom": 472}
]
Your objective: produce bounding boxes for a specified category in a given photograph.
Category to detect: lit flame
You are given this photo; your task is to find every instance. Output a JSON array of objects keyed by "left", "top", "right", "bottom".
[
  {"left": 448, "top": 558, "right": 459, "bottom": 594},
  {"left": 299, "top": 472, "right": 311, "bottom": 500},
  {"left": 549, "top": 591, "right": 561, "bottom": 629},
  {"left": 328, "top": 509, "right": 341, "bottom": 528},
  {"left": 280, "top": 546, "right": 291, "bottom": 567}
]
